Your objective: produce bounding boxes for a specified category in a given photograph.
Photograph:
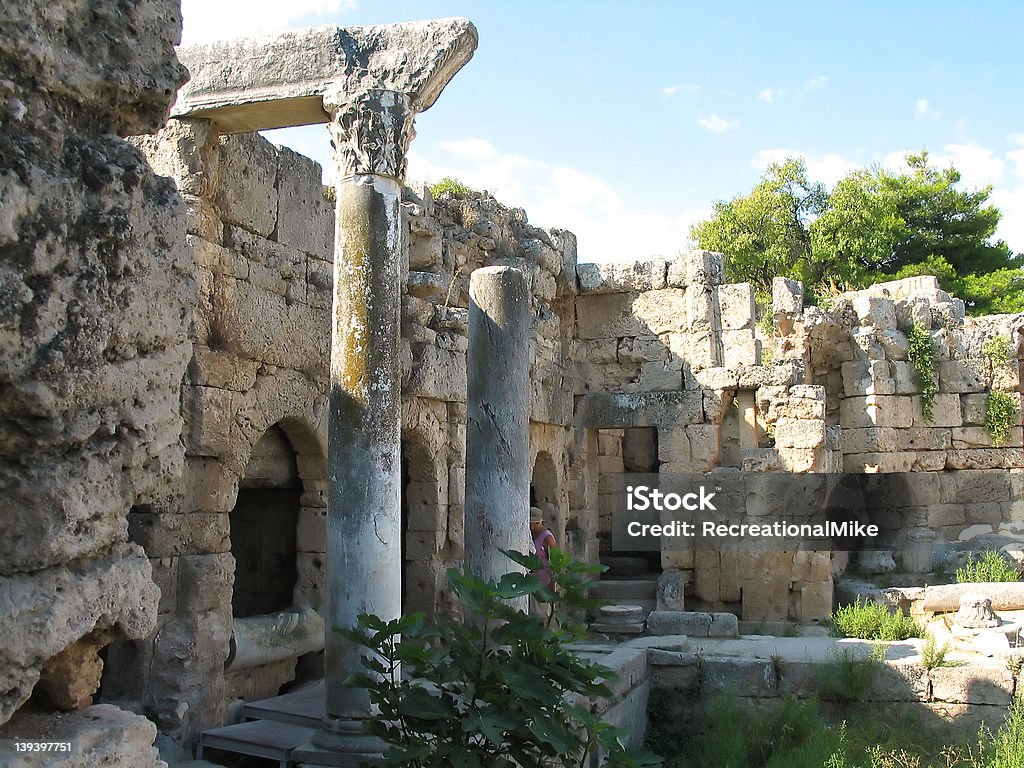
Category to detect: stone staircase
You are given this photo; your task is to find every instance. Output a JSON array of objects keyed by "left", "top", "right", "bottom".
[
  {"left": 590, "top": 555, "right": 660, "bottom": 627},
  {"left": 196, "top": 683, "right": 323, "bottom": 767}
]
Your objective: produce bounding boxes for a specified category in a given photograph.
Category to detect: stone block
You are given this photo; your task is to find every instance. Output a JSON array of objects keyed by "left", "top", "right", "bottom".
[
  {"left": 575, "top": 292, "right": 644, "bottom": 339},
  {"left": 930, "top": 665, "right": 1014, "bottom": 706},
  {"left": 190, "top": 346, "right": 259, "bottom": 392},
  {"left": 294, "top": 553, "right": 326, "bottom": 610},
  {"left": 798, "top": 581, "right": 833, "bottom": 621},
  {"left": 721, "top": 334, "right": 760, "bottom": 368},
  {"left": 842, "top": 360, "right": 895, "bottom": 396},
  {"left": 701, "top": 657, "right": 778, "bottom": 697},
  {"left": 708, "top": 612, "right": 739, "bottom": 637},
  {"left": 576, "top": 259, "right": 667, "bottom": 293},
  {"left": 685, "top": 366, "right": 737, "bottom": 390},
  {"left": 177, "top": 553, "right": 234, "bottom": 613},
  {"left": 657, "top": 570, "right": 687, "bottom": 610},
  {"left": 842, "top": 452, "right": 916, "bottom": 473},
  {"left": 840, "top": 427, "right": 899, "bottom": 454},
  {"left": 681, "top": 249, "right": 725, "bottom": 286},
  {"left": 296, "top": 507, "right": 327, "bottom": 552},
  {"left": 839, "top": 395, "right": 914, "bottom": 428},
  {"left": 892, "top": 360, "right": 917, "bottom": 393},
  {"left": 742, "top": 578, "right": 791, "bottom": 621},
  {"left": 912, "top": 393, "right": 962, "bottom": 427},
  {"left": 940, "top": 470, "right": 1011, "bottom": 504},
  {"left": 406, "top": 345, "right": 467, "bottom": 402},
  {"left": 954, "top": 426, "right": 1023, "bottom": 449},
  {"left": 216, "top": 133, "right": 279, "bottom": 237},
  {"left": 639, "top": 360, "right": 683, "bottom": 391},
  {"left": 853, "top": 295, "right": 897, "bottom": 329},
  {"left": 647, "top": 611, "right": 712, "bottom": 636},
  {"left": 772, "top": 277, "right": 803, "bottom": 316},
  {"left": 632, "top": 289, "right": 688, "bottom": 335},
  {"left": 129, "top": 511, "right": 231, "bottom": 557},
  {"left": 946, "top": 449, "right": 1024, "bottom": 470},
  {"left": 617, "top": 335, "right": 669, "bottom": 363},
  {"left": 896, "top": 428, "right": 952, "bottom": 452},
  {"left": 150, "top": 557, "right": 179, "bottom": 615},
  {"left": 938, "top": 359, "right": 987, "bottom": 393},
  {"left": 928, "top": 504, "right": 966, "bottom": 527},
  {"left": 275, "top": 145, "right": 333, "bottom": 260},
  {"left": 774, "top": 418, "right": 825, "bottom": 449},
  {"left": 685, "top": 285, "right": 715, "bottom": 332},
  {"left": 961, "top": 393, "right": 989, "bottom": 425},
  {"left": 716, "top": 283, "right": 755, "bottom": 330}
]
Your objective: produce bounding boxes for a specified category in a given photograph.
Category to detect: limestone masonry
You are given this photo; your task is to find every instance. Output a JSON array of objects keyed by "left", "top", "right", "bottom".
[{"left": 1, "top": 2, "right": 1023, "bottom": 765}]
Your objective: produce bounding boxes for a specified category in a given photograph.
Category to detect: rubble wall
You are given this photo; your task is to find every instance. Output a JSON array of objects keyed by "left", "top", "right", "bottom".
[{"left": 0, "top": 0, "right": 190, "bottom": 747}]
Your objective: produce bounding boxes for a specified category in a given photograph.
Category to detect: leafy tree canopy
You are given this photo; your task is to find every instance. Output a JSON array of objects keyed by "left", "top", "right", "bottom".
[{"left": 690, "top": 151, "right": 1023, "bottom": 314}]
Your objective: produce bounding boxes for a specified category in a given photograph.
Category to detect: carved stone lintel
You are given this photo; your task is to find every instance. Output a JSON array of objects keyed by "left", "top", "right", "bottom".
[{"left": 325, "top": 89, "right": 415, "bottom": 181}]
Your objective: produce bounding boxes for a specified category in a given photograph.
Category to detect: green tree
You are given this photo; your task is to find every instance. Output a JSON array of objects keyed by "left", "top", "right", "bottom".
[
  {"left": 690, "top": 158, "right": 827, "bottom": 295},
  {"left": 692, "top": 151, "right": 1024, "bottom": 313}
]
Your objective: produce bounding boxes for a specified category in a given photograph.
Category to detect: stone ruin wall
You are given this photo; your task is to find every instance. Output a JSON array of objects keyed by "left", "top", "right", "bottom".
[
  {"left": 92, "top": 122, "right": 580, "bottom": 745},
  {"left": 0, "top": 0, "right": 191, "bottom": 762},
  {"left": 2, "top": 2, "right": 1023, "bottom": 757},
  {"left": 776, "top": 277, "right": 1024, "bottom": 565},
  {"left": 570, "top": 257, "right": 839, "bottom": 622},
  {"left": 571, "top": 261, "right": 1024, "bottom": 624}
]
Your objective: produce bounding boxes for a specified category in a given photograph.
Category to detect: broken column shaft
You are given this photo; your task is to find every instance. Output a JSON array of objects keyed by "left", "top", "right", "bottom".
[{"left": 465, "top": 266, "right": 531, "bottom": 596}]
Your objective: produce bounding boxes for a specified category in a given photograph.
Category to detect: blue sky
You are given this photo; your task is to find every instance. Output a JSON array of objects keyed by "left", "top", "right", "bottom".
[{"left": 180, "top": 1, "right": 1024, "bottom": 263}]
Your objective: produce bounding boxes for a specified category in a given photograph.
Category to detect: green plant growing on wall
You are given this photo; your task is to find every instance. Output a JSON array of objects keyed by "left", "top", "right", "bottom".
[
  {"left": 907, "top": 323, "right": 938, "bottom": 422},
  {"left": 984, "top": 390, "right": 1019, "bottom": 447},
  {"left": 429, "top": 176, "right": 474, "bottom": 199},
  {"left": 982, "top": 335, "right": 1014, "bottom": 369},
  {"left": 342, "top": 549, "right": 661, "bottom": 768}
]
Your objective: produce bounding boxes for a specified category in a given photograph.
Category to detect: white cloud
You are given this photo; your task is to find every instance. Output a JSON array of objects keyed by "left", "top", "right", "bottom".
[
  {"left": 438, "top": 138, "right": 499, "bottom": 162},
  {"left": 180, "top": 0, "right": 357, "bottom": 44},
  {"left": 758, "top": 75, "right": 828, "bottom": 104},
  {"left": 915, "top": 98, "right": 930, "bottom": 119},
  {"left": 698, "top": 113, "right": 738, "bottom": 133},
  {"left": 989, "top": 186, "right": 1024, "bottom": 254},
  {"left": 661, "top": 83, "right": 699, "bottom": 96},
  {"left": 931, "top": 144, "right": 1004, "bottom": 188},
  {"left": 407, "top": 140, "right": 692, "bottom": 262}
]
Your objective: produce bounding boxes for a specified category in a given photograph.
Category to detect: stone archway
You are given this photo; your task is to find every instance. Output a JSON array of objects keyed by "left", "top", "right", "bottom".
[{"left": 230, "top": 425, "right": 301, "bottom": 618}]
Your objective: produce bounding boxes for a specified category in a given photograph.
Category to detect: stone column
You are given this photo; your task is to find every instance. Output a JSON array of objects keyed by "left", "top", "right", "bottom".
[
  {"left": 313, "top": 88, "right": 413, "bottom": 761},
  {"left": 464, "top": 266, "right": 531, "bottom": 597}
]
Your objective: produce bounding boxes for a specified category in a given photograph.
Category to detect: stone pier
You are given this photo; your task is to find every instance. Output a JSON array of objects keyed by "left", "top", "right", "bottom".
[{"left": 465, "top": 266, "right": 532, "bottom": 595}]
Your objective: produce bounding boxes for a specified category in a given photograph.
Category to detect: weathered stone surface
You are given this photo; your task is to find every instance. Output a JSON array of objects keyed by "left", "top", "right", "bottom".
[
  {"left": 576, "top": 259, "right": 666, "bottom": 294},
  {"left": 0, "top": 704, "right": 166, "bottom": 768},
  {"left": 173, "top": 19, "right": 479, "bottom": 133},
  {"left": 0, "top": 546, "right": 158, "bottom": 723}
]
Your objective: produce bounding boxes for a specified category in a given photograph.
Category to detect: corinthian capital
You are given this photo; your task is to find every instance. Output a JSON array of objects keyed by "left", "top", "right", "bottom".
[{"left": 325, "top": 89, "right": 415, "bottom": 181}]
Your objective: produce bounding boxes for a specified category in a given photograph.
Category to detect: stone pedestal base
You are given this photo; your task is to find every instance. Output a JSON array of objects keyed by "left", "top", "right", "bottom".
[{"left": 297, "top": 719, "right": 386, "bottom": 767}]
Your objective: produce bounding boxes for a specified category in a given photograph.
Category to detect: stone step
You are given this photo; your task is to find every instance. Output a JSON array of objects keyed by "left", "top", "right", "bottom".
[
  {"left": 197, "top": 719, "right": 315, "bottom": 766},
  {"left": 242, "top": 683, "right": 325, "bottom": 728},
  {"left": 600, "top": 556, "right": 652, "bottom": 577},
  {"left": 590, "top": 579, "right": 658, "bottom": 601}
]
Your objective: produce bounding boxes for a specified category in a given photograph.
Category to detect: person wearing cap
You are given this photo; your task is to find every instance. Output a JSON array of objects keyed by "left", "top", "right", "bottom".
[{"left": 529, "top": 506, "right": 556, "bottom": 588}]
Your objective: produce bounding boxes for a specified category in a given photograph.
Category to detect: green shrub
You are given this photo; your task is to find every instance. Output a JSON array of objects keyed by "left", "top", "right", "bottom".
[
  {"left": 985, "top": 390, "right": 1019, "bottom": 447},
  {"left": 907, "top": 323, "right": 938, "bottom": 422},
  {"left": 815, "top": 643, "right": 888, "bottom": 703},
  {"left": 343, "top": 548, "right": 660, "bottom": 767},
  {"left": 429, "top": 176, "right": 473, "bottom": 199},
  {"left": 919, "top": 632, "right": 953, "bottom": 671},
  {"left": 830, "top": 598, "right": 923, "bottom": 641},
  {"left": 956, "top": 549, "right": 1021, "bottom": 583},
  {"left": 982, "top": 335, "right": 1014, "bottom": 369}
]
